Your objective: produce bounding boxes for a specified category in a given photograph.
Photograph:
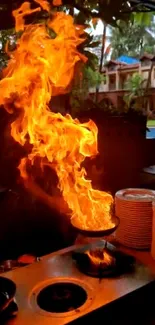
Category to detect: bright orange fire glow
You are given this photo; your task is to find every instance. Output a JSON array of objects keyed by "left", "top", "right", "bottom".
[
  {"left": 86, "top": 249, "right": 114, "bottom": 267},
  {"left": 34, "top": 0, "right": 50, "bottom": 12},
  {"left": 53, "top": 0, "right": 62, "bottom": 5},
  {"left": 0, "top": 0, "right": 114, "bottom": 230}
]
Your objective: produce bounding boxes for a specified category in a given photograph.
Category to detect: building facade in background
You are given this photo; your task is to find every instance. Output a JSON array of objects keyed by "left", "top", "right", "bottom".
[{"left": 90, "top": 53, "right": 155, "bottom": 112}]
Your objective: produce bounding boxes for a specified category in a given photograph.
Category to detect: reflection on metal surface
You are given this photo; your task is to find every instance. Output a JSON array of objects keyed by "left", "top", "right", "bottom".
[
  {"left": 0, "top": 256, "right": 39, "bottom": 274},
  {"left": 0, "top": 261, "right": 19, "bottom": 274},
  {"left": 37, "top": 282, "right": 87, "bottom": 313},
  {"left": 29, "top": 277, "right": 94, "bottom": 318},
  {"left": 2, "top": 241, "right": 155, "bottom": 325}
]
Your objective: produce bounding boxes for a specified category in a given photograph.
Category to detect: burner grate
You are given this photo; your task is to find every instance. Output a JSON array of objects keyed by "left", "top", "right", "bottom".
[
  {"left": 37, "top": 282, "right": 88, "bottom": 313},
  {"left": 72, "top": 244, "right": 135, "bottom": 278}
]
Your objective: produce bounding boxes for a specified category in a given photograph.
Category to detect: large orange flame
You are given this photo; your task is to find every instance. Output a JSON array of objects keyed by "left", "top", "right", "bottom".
[{"left": 0, "top": 1, "right": 113, "bottom": 230}]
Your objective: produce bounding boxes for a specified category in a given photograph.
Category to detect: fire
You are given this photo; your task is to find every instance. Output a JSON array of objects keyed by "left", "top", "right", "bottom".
[
  {"left": 0, "top": 0, "right": 114, "bottom": 230},
  {"left": 86, "top": 249, "right": 115, "bottom": 268}
]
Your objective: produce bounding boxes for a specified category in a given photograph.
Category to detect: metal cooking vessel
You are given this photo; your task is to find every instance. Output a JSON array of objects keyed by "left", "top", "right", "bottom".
[{"left": 71, "top": 216, "right": 120, "bottom": 237}]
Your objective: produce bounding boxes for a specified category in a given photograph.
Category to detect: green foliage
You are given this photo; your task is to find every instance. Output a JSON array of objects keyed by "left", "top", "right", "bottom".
[
  {"left": 74, "top": 11, "right": 89, "bottom": 25},
  {"left": 1, "top": 0, "right": 155, "bottom": 31},
  {"left": 124, "top": 73, "right": 146, "bottom": 113},
  {"left": 110, "top": 19, "right": 155, "bottom": 59},
  {"left": 124, "top": 73, "right": 144, "bottom": 92},
  {"left": 1, "top": 1, "right": 154, "bottom": 118},
  {"left": 133, "top": 12, "right": 155, "bottom": 27},
  {"left": 0, "top": 29, "right": 23, "bottom": 70},
  {"left": 97, "top": 73, "right": 147, "bottom": 116},
  {"left": 70, "top": 65, "right": 104, "bottom": 113},
  {"left": 0, "top": 29, "right": 15, "bottom": 69},
  {"left": 62, "top": 0, "right": 131, "bottom": 26}
]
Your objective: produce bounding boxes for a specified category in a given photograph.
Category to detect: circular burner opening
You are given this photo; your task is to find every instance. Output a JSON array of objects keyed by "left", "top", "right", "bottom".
[{"left": 37, "top": 282, "right": 88, "bottom": 313}]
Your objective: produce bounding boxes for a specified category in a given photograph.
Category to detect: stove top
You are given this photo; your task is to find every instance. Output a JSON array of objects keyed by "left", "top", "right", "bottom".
[
  {"left": 2, "top": 241, "right": 155, "bottom": 325},
  {"left": 72, "top": 241, "right": 135, "bottom": 277}
]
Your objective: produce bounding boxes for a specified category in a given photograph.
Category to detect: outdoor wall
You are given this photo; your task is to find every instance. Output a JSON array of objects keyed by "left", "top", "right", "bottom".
[
  {"left": 141, "top": 70, "right": 149, "bottom": 81},
  {"left": 89, "top": 81, "right": 108, "bottom": 93},
  {"left": 89, "top": 90, "right": 126, "bottom": 107},
  {"left": 90, "top": 89, "right": 155, "bottom": 111},
  {"left": 102, "top": 63, "right": 155, "bottom": 92},
  {"left": 151, "top": 67, "right": 155, "bottom": 88}
]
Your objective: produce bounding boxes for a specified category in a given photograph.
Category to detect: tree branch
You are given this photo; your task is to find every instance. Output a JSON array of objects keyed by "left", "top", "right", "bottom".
[{"left": 73, "top": 4, "right": 100, "bottom": 18}]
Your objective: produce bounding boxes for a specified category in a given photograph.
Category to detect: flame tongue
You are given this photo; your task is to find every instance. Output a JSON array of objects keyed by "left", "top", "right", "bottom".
[
  {"left": 0, "top": 0, "right": 114, "bottom": 231},
  {"left": 86, "top": 249, "right": 115, "bottom": 268}
]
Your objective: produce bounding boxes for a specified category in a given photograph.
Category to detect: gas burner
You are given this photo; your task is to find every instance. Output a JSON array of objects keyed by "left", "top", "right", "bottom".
[
  {"left": 72, "top": 242, "right": 135, "bottom": 278},
  {"left": 37, "top": 282, "right": 87, "bottom": 313},
  {"left": 2, "top": 245, "right": 154, "bottom": 325}
]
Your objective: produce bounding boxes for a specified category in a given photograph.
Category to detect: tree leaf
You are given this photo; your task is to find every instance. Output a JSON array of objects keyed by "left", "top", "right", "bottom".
[
  {"left": 109, "top": 18, "right": 155, "bottom": 59},
  {"left": 134, "top": 12, "right": 154, "bottom": 27},
  {"left": 105, "top": 43, "right": 111, "bottom": 55},
  {"left": 87, "top": 41, "right": 101, "bottom": 48},
  {"left": 74, "top": 11, "right": 88, "bottom": 25}
]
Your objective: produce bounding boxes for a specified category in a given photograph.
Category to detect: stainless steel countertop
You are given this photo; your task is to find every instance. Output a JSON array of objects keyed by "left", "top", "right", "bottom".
[{"left": 2, "top": 241, "right": 155, "bottom": 325}]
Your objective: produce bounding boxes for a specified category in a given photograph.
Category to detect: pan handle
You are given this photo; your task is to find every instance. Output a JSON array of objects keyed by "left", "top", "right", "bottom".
[{"left": 0, "top": 291, "right": 11, "bottom": 312}]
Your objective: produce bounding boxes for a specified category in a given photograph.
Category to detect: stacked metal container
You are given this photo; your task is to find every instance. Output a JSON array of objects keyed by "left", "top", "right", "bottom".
[{"left": 115, "top": 188, "right": 155, "bottom": 250}]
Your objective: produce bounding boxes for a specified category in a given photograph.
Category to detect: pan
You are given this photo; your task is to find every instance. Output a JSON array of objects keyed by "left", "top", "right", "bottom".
[{"left": 71, "top": 216, "right": 120, "bottom": 237}]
